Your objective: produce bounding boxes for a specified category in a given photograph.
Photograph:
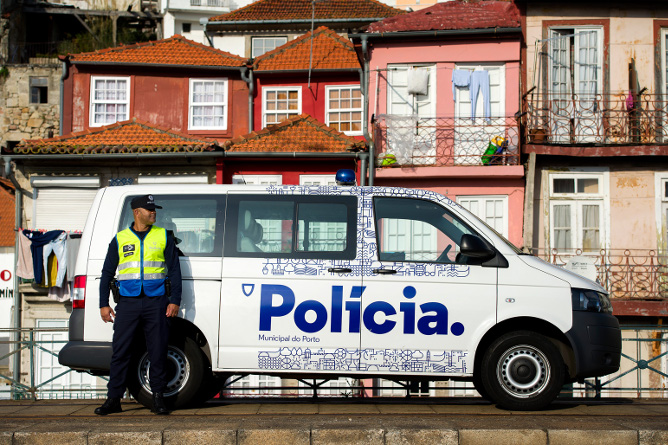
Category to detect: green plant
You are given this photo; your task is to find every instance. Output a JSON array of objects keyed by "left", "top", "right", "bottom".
[{"left": 0, "top": 66, "right": 8, "bottom": 79}]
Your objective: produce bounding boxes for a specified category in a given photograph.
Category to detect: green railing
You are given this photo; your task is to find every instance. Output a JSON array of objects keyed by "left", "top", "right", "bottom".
[{"left": 0, "top": 325, "right": 664, "bottom": 400}]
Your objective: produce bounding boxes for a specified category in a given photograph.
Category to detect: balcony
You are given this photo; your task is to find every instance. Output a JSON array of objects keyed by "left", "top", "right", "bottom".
[
  {"left": 538, "top": 248, "right": 668, "bottom": 301},
  {"left": 372, "top": 115, "right": 520, "bottom": 167},
  {"left": 522, "top": 91, "right": 668, "bottom": 149}
]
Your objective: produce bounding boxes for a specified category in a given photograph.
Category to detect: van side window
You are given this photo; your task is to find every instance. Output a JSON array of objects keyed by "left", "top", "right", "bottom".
[
  {"left": 373, "top": 197, "right": 477, "bottom": 264},
  {"left": 119, "top": 194, "right": 225, "bottom": 257},
  {"left": 226, "top": 195, "right": 356, "bottom": 259}
]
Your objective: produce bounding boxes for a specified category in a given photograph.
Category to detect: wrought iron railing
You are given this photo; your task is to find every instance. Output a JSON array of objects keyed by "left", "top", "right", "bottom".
[
  {"left": 372, "top": 115, "right": 520, "bottom": 167},
  {"left": 536, "top": 248, "right": 668, "bottom": 300},
  {"left": 0, "top": 325, "right": 665, "bottom": 401},
  {"left": 523, "top": 91, "right": 668, "bottom": 146}
]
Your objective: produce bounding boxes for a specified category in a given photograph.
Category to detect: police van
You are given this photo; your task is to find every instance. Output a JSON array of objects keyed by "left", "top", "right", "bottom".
[{"left": 59, "top": 178, "right": 621, "bottom": 411}]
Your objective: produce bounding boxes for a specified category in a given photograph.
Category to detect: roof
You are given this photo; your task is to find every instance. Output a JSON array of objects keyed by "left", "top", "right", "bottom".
[
  {"left": 65, "top": 35, "right": 245, "bottom": 68},
  {"left": 209, "top": 0, "right": 403, "bottom": 23},
  {"left": 224, "top": 114, "right": 366, "bottom": 153},
  {"left": 0, "top": 179, "right": 15, "bottom": 248},
  {"left": 16, "top": 119, "right": 220, "bottom": 155},
  {"left": 365, "top": 0, "right": 521, "bottom": 34},
  {"left": 254, "top": 27, "right": 360, "bottom": 71}
]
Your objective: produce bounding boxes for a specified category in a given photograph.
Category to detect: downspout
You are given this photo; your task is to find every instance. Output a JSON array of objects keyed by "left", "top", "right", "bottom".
[
  {"left": 60, "top": 60, "right": 68, "bottom": 136},
  {"left": 240, "top": 65, "right": 254, "bottom": 133},
  {"left": 3, "top": 158, "right": 22, "bottom": 398},
  {"left": 361, "top": 34, "right": 374, "bottom": 186}
]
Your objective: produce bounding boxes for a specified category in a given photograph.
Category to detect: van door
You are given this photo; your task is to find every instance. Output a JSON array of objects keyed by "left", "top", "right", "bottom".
[
  {"left": 359, "top": 191, "right": 497, "bottom": 378},
  {"left": 219, "top": 190, "right": 363, "bottom": 374}
]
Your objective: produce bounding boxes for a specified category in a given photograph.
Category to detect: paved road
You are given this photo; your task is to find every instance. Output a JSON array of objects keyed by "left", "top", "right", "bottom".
[{"left": 0, "top": 397, "right": 665, "bottom": 444}]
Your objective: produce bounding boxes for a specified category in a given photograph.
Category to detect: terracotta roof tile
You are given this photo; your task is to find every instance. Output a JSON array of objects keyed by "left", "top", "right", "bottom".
[
  {"left": 16, "top": 119, "right": 220, "bottom": 154},
  {"left": 0, "top": 182, "right": 14, "bottom": 247},
  {"left": 254, "top": 27, "right": 360, "bottom": 71},
  {"left": 224, "top": 114, "right": 366, "bottom": 153},
  {"left": 210, "top": 0, "right": 403, "bottom": 22},
  {"left": 366, "top": 0, "right": 521, "bottom": 34},
  {"left": 66, "top": 35, "right": 245, "bottom": 67}
]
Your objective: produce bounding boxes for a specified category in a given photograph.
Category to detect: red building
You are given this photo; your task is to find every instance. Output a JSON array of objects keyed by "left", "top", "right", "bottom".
[
  {"left": 218, "top": 26, "right": 368, "bottom": 185},
  {"left": 60, "top": 35, "right": 249, "bottom": 142}
]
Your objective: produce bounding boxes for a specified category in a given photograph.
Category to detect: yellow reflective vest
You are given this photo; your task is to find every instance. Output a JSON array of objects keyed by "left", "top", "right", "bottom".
[{"left": 116, "top": 226, "right": 167, "bottom": 297}]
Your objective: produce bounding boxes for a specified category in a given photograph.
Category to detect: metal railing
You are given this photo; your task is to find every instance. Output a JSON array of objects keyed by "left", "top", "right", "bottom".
[
  {"left": 372, "top": 115, "right": 520, "bottom": 167},
  {"left": 523, "top": 91, "right": 668, "bottom": 146},
  {"left": 1, "top": 325, "right": 664, "bottom": 401},
  {"left": 537, "top": 248, "right": 668, "bottom": 300},
  {"left": 0, "top": 328, "right": 107, "bottom": 400}
]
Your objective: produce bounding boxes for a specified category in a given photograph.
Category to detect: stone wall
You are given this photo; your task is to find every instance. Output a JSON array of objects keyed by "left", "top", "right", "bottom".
[{"left": 0, "top": 63, "right": 61, "bottom": 150}]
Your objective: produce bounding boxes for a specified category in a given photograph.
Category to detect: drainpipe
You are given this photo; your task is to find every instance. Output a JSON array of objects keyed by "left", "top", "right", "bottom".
[
  {"left": 360, "top": 35, "right": 374, "bottom": 186},
  {"left": 60, "top": 60, "right": 68, "bottom": 136},
  {"left": 3, "top": 158, "right": 23, "bottom": 398},
  {"left": 240, "top": 65, "right": 254, "bottom": 133}
]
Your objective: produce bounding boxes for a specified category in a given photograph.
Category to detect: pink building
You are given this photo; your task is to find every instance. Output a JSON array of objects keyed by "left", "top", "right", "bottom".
[{"left": 352, "top": 1, "right": 525, "bottom": 247}]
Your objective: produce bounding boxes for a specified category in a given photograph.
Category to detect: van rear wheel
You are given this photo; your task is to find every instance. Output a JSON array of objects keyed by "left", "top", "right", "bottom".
[
  {"left": 480, "top": 331, "right": 565, "bottom": 411},
  {"left": 127, "top": 336, "right": 211, "bottom": 409}
]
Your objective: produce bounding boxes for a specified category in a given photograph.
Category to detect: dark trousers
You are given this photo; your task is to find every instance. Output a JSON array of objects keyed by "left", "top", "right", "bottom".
[{"left": 107, "top": 294, "right": 169, "bottom": 398}]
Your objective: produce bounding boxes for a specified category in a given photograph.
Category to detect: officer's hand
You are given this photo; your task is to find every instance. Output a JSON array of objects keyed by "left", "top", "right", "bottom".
[
  {"left": 166, "top": 303, "right": 179, "bottom": 318},
  {"left": 100, "top": 306, "right": 115, "bottom": 323}
]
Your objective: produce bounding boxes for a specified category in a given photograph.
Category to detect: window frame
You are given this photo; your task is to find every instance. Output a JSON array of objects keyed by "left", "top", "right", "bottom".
[
  {"left": 29, "top": 76, "right": 48, "bottom": 104},
  {"left": 453, "top": 63, "right": 506, "bottom": 119},
  {"left": 89, "top": 76, "right": 130, "bottom": 127},
  {"left": 262, "top": 86, "right": 302, "bottom": 127},
  {"left": 325, "top": 85, "right": 363, "bottom": 136},
  {"left": 224, "top": 194, "right": 357, "bottom": 260},
  {"left": 456, "top": 195, "right": 509, "bottom": 239},
  {"left": 188, "top": 78, "right": 229, "bottom": 131},
  {"left": 251, "top": 36, "right": 288, "bottom": 58},
  {"left": 547, "top": 170, "right": 608, "bottom": 252}
]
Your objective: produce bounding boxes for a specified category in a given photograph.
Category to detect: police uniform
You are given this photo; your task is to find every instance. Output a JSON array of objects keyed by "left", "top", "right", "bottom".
[{"left": 96, "top": 195, "right": 182, "bottom": 415}]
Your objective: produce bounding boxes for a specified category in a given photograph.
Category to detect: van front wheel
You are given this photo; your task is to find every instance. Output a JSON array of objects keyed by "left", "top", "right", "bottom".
[
  {"left": 481, "top": 331, "right": 565, "bottom": 411},
  {"left": 127, "top": 336, "right": 209, "bottom": 410}
]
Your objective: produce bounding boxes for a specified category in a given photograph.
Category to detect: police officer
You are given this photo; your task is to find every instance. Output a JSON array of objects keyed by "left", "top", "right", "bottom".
[{"left": 95, "top": 195, "right": 182, "bottom": 415}]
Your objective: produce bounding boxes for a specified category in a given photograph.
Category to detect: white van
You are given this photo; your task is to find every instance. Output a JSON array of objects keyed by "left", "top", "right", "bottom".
[{"left": 59, "top": 182, "right": 621, "bottom": 411}]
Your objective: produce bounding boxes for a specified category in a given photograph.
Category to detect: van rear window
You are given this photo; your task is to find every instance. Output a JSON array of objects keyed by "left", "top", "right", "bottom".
[
  {"left": 119, "top": 194, "right": 225, "bottom": 257},
  {"left": 225, "top": 195, "right": 356, "bottom": 260}
]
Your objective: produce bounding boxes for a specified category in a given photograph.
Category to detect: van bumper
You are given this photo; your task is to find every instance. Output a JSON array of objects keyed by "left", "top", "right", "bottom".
[
  {"left": 565, "top": 312, "right": 621, "bottom": 379},
  {"left": 58, "top": 341, "right": 113, "bottom": 374}
]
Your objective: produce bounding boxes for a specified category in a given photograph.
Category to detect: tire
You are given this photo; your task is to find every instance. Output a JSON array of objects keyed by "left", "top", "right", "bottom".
[
  {"left": 472, "top": 369, "right": 494, "bottom": 403},
  {"left": 127, "top": 336, "right": 213, "bottom": 409},
  {"left": 480, "top": 331, "right": 565, "bottom": 411}
]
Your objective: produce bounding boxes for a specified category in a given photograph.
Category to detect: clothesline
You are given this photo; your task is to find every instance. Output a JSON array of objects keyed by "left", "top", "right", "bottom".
[
  {"left": 372, "top": 65, "right": 521, "bottom": 73},
  {"left": 16, "top": 227, "right": 82, "bottom": 234}
]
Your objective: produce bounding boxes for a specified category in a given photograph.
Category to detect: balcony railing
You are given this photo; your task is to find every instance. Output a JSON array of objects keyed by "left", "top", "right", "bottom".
[
  {"left": 523, "top": 91, "right": 668, "bottom": 146},
  {"left": 537, "top": 248, "right": 668, "bottom": 300},
  {"left": 372, "top": 115, "right": 520, "bottom": 167}
]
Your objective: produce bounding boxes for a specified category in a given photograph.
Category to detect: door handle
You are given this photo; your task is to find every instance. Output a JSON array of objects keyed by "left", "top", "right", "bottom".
[
  {"left": 373, "top": 268, "right": 397, "bottom": 275},
  {"left": 328, "top": 267, "right": 352, "bottom": 273}
]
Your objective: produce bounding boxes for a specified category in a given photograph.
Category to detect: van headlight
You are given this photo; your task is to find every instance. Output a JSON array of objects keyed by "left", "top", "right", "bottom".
[{"left": 571, "top": 288, "right": 613, "bottom": 314}]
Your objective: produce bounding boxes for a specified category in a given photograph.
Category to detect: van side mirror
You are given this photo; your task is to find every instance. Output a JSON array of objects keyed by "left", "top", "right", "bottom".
[{"left": 460, "top": 234, "right": 496, "bottom": 261}]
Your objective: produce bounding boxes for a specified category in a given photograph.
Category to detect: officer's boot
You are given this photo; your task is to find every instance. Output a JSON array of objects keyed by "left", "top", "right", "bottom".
[
  {"left": 152, "top": 392, "right": 170, "bottom": 415},
  {"left": 94, "top": 397, "right": 122, "bottom": 415}
]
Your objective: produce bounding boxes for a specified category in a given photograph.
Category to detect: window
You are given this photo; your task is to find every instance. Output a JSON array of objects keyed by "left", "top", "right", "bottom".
[
  {"left": 232, "top": 174, "right": 282, "bottom": 185},
  {"left": 182, "top": 23, "right": 192, "bottom": 33},
  {"left": 655, "top": 174, "right": 668, "bottom": 251},
  {"left": 30, "top": 176, "right": 100, "bottom": 231},
  {"left": 263, "top": 87, "right": 300, "bottom": 126},
  {"left": 326, "top": 86, "right": 363, "bottom": 135},
  {"left": 299, "top": 175, "right": 335, "bottom": 186},
  {"left": 119, "top": 194, "right": 225, "bottom": 257},
  {"left": 90, "top": 76, "right": 129, "bottom": 126},
  {"left": 252, "top": 37, "right": 287, "bottom": 58},
  {"left": 226, "top": 195, "right": 356, "bottom": 259},
  {"left": 457, "top": 195, "right": 509, "bottom": 238},
  {"left": 549, "top": 172, "right": 605, "bottom": 252},
  {"left": 547, "top": 27, "right": 603, "bottom": 143},
  {"left": 189, "top": 79, "right": 228, "bottom": 130},
  {"left": 30, "top": 77, "right": 48, "bottom": 104},
  {"left": 374, "top": 197, "right": 479, "bottom": 264},
  {"left": 385, "top": 64, "right": 436, "bottom": 165}
]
